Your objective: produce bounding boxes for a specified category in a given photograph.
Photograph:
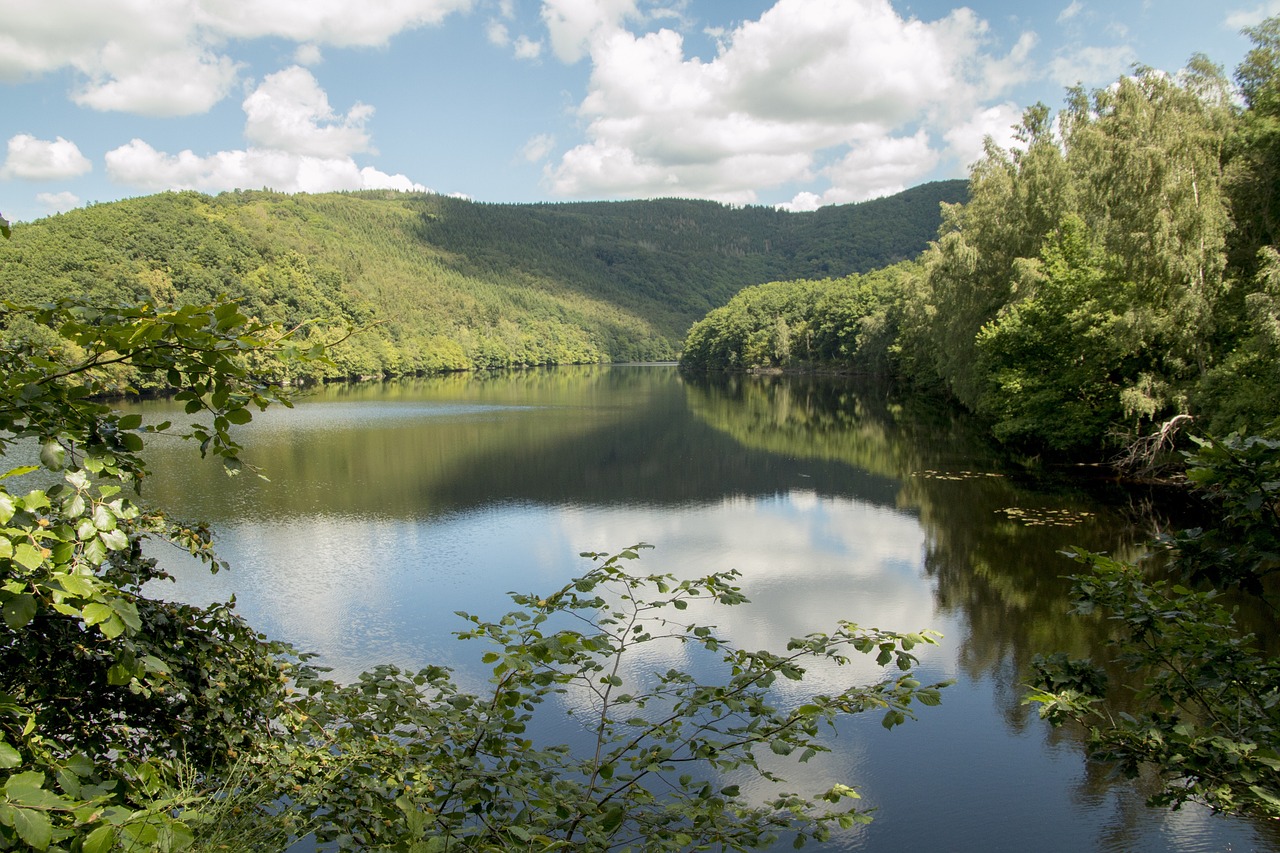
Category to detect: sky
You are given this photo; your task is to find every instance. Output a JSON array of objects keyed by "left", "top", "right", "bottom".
[{"left": 1, "top": 0, "right": 1276, "bottom": 224}]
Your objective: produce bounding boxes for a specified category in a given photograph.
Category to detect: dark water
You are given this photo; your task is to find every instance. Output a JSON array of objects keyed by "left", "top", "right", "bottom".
[{"left": 133, "top": 365, "right": 1278, "bottom": 852}]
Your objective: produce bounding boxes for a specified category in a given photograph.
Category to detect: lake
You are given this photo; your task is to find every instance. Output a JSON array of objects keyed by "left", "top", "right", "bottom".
[{"left": 134, "top": 365, "right": 1278, "bottom": 852}]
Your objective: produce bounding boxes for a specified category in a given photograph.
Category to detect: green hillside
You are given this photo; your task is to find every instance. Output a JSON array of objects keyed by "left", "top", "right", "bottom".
[{"left": 0, "top": 181, "right": 964, "bottom": 380}]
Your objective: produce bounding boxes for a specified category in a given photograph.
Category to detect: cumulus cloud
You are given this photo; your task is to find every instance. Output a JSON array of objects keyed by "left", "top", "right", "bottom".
[
  {"left": 242, "top": 67, "right": 373, "bottom": 158},
  {"left": 74, "top": 49, "right": 240, "bottom": 116},
  {"left": 544, "top": 0, "right": 1034, "bottom": 206},
  {"left": 0, "top": 0, "right": 471, "bottom": 115},
  {"left": 196, "top": 0, "right": 473, "bottom": 45},
  {"left": 487, "top": 19, "right": 511, "bottom": 46},
  {"left": 103, "top": 69, "right": 425, "bottom": 196},
  {"left": 104, "top": 138, "right": 427, "bottom": 194},
  {"left": 1, "top": 134, "right": 93, "bottom": 180},
  {"left": 1050, "top": 43, "right": 1137, "bottom": 86},
  {"left": 541, "top": 0, "right": 638, "bottom": 62},
  {"left": 821, "top": 131, "right": 940, "bottom": 203},
  {"left": 36, "top": 191, "right": 82, "bottom": 213}
]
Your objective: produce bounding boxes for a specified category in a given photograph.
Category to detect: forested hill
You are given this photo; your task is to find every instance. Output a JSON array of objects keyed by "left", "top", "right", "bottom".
[{"left": 0, "top": 180, "right": 964, "bottom": 380}]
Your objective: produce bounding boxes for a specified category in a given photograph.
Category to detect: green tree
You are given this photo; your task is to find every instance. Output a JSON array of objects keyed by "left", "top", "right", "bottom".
[
  {"left": 0, "top": 297, "right": 318, "bottom": 850},
  {"left": 975, "top": 215, "right": 1145, "bottom": 451}
]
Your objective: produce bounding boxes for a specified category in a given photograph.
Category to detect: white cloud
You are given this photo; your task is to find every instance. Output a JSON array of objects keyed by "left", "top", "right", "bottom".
[
  {"left": 104, "top": 138, "right": 427, "bottom": 195},
  {"left": 36, "top": 191, "right": 82, "bottom": 213},
  {"left": 778, "top": 191, "right": 821, "bottom": 213},
  {"left": 242, "top": 67, "right": 373, "bottom": 158},
  {"left": 521, "top": 133, "right": 556, "bottom": 162},
  {"left": 1226, "top": 2, "right": 1280, "bottom": 28},
  {"left": 822, "top": 130, "right": 940, "bottom": 204},
  {"left": 981, "top": 31, "right": 1038, "bottom": 95},
  {"left": 1, "top": 134, "right": 93, "bottom": 180},
  {"left": 194, "top": 0, "right": 474, "bottom": 45},
  {"left": 102, "top": 63, "right": 426, "bottom": 197},
  {"left": 1057, "top": 2, "right": 1083, "bottom": 24},
  {"left": 1050, "top": 43, "right": 1136, "bottom": 86},
  {"left": 545, "top": 0, "right": 1030, "bottom": 206},
  {"left": 541, "top": 0, "right": 638, "bottom": 62},
  {"left": 0, "top": 0, "right": 471, "bottom": 115},
  {"left": 514, "top": 35, "right": 544, "bottom": 59},
  {"left": 943, "top": 102, "right": 1024, "bottom": 170},
  {"left": 490, "top": 19, "right": 543, "bottom": 59},
  {"left": 487, "top": 20, "right": 511, "bottom": 46},
  {"left": 293, "top": 44, "right": 324, "bottom": 66},
  {"left": 73, "top": 49, "right": 240, "bottom": 116}
]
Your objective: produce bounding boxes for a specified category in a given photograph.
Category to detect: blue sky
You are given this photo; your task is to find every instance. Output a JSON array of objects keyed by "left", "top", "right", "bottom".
[{"left": 1, "top": 0, "right": 1274, "bottom": 224}]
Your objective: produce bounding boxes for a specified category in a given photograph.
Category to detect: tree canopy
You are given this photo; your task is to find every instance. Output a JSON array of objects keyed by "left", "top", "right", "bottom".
[{"left": 682, "top": 25, "right": 1280, "bottom": 458}]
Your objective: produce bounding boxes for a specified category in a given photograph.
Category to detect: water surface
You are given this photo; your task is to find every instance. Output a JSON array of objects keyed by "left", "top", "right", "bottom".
[{"left": 135, "top": 366, "right": 1278, "bottom": 852}]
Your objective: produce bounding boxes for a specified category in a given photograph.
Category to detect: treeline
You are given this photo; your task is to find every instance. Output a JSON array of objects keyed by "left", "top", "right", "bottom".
[
  {"left": 682, "top": 22, "right": 1280, "bottom": 457},
  {"left": 0, "top": 181, "right": 962, "bottom": 386}
]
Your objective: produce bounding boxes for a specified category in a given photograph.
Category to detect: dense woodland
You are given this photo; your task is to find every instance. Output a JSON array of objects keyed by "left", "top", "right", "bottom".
[
  {"left": 683, "top": 30, "right": 1280, "bottom": 457},
  {"left": 0, "top": 180, "right": 962, "bottom": 384}
]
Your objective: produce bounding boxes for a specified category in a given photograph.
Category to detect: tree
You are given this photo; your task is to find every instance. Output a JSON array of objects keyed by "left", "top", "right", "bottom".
[
  {"left": 974, "top": 215, "right": 1145, "bottom": 451},
  {"left": 0, "top": 297, "right": 319, "bottom": 850}
]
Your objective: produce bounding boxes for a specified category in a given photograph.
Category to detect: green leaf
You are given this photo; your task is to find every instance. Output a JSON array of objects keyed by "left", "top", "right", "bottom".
[
  {"left": 9, "top": 807, "right": 52, "bottom": 850},
  {"left": 0, "top": 742, "right": 20, "bottom": 769},
  {"left": 82, "top": 825, "right": 116, "bottom": 853},
  {"left": 2, "top": 594, "right": 36, "bottom": 630},
  {"left": 92, "top": 505, "right": 115, "bottom": 532},
  {"left": 39, "top": 442, "right": 65, "bottom": 472},
  {"left": 55, "top": 574, "right": 95, "bottom": 598},
  {"left": 117, "top": 414, "right": 142, "bottom": 431},
  {"left": 99, "top": 529, "right": 128, "bottom": 551},
  {"left": 225, "top": 407, "right": 252, "bottom": 425},
  {"left": 600, "top": 805, "right": 625, "bottom": 833},
  {"left": 81, "top": 603, "right": 113, "bottom": 626},
  {"left": 13, "top": 543, "right": 45, "bottom": 571}
]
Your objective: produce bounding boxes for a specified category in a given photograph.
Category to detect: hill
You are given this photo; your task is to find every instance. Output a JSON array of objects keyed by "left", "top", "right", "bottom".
[{"left": 0, "top": 181, "right": 964, "bottom": 379}]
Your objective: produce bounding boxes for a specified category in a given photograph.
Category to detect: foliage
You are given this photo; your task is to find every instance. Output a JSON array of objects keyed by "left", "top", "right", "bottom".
[
  {"left": 1028, "top": 432, "right": 1280, "bottom": 819},
  {"left": 680, "top": 262, "right": 916, "bottom": 374},
  {"left": 1159, "top": 431, "right": 1280, "bottom": 595},
  {"left": 974, "top": 216, "right": 1145, "bottom": 451},
  {"left": 906, "top": 61, "right": 1236, "bottom": 450},
  {"left": 261, "top": 547, "right": 948, "bottom": 851},
  {"left": 0, "top": 297, "right": 318, "bottom": 850}
]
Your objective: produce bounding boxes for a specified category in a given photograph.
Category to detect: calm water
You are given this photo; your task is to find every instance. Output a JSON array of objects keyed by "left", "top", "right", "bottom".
[{"left": 133, "top": 365, "right": 1277, "bottom": 852}]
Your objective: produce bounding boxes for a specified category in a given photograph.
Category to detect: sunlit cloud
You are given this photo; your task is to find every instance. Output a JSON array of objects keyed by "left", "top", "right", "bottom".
[
  {"left": 0, "top": 0, "right": 472, "bottom": 116},
  {"left": 1, "top": 134, "right": 93, "bottom": 180},
  {"left": 543, "top": 0, "right": 1035, "bottom": 207}
]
